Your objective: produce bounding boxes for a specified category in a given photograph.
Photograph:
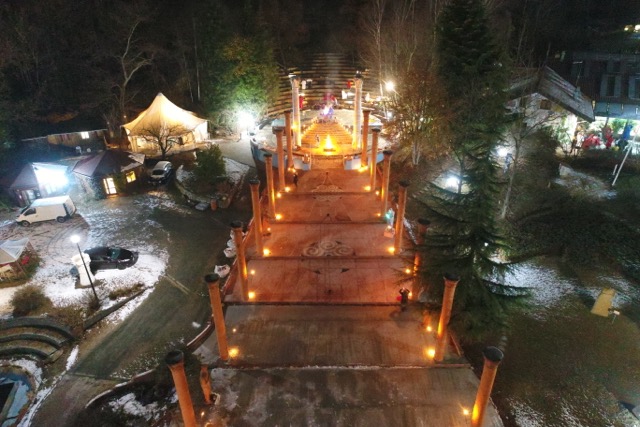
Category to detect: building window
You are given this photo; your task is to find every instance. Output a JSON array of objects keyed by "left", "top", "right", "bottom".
[
  {"left": 630, "top": 77, "right": 640, "bottom": 99},
  {"left": 539, "top": 99, "right": 552, "bottom": 110},
  {"left": 125, "top": 171, "right": 136, "bottom": 183},
  {"left": 80, "top": 131, "right": 90, "bottom": 139},
  {"left": 103, "top": 177, "right": 117, "bottom": 195}
]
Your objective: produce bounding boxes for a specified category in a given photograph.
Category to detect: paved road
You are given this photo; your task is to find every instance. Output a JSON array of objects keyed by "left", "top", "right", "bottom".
[{"left": 31, "top": 160, "right": 255, "bottom": 426}]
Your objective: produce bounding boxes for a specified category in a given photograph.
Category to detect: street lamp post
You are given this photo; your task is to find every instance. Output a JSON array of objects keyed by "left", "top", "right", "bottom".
[{"left": 70, "top": 235, "right": 98, "bottom": 303}]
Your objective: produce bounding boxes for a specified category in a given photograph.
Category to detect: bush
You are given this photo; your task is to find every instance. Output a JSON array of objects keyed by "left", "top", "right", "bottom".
[
  {"left": 49, "top": 303, "right": 85, "bottom": 331},
  {"left": 11, "top": 284, "right": 51, "bottom": 316},
  {"left": 193, "top": 145, "right": 226, "bottom": 185},
  {"left": 108, "top": 283, "right": 145, "bottom": 300}
]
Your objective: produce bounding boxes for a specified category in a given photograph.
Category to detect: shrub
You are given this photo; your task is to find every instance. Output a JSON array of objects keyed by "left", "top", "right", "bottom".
[
  {"left": 193, "top": 145, "right": 226, "bottom": 185},
  {"left": 11, "top": 284, "right": 51, "bottom": 316},
  {"left": 108, "top": 283, "right": 145, "bottom": 300},
  {"left": 49, "top": 303, "right": 85, "bottom": 331}
]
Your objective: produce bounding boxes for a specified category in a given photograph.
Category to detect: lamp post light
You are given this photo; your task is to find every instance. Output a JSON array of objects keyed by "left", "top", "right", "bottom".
[{"left": 70, "top": 235, "right": 98, "bottom": 303}]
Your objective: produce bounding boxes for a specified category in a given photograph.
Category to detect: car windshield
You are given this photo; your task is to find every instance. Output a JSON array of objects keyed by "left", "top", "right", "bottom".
[
  {"left": 108, "top": 248, "right": 121, "bottom": 260},
  {"left": 152, "top": 170, "right": 165, "bottom": 176}
]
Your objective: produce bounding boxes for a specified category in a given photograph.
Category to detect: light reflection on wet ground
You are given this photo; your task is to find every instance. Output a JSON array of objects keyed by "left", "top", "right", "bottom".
[{"left": 490, "top": 257, "right": 640, "bottom": 426}]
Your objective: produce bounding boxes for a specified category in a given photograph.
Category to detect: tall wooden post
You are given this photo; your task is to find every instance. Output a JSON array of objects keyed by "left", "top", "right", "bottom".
[
  {"left": 353, "top": 72, "right": 363, "bottom": 149},
  {"left": 370, "top": 128, "right": 380, "bottom": 191},
  {"left": 273, "top": 127, "right": 285, "bottom": 191},
  {"left": 199, "top": 364, "right": 213, "bottom": 405},
  {"left": 361, "top": 109, "right": 371, "bottom": 166},
  {"left": 264, "top": 153, "right": 276, "bottom": 218},
  {"left": 394, "top": 181, "right": 409, "bottom": 253},
  {"left": 380, "top": 150, "right": 393, "bottom": 213},
  {"left": 284, "top": 110, "right": 293, "bottom": 170},
  {"left": 231, "top": 221, "right": 248, "bottom": 300},
  {"left": 249, "top": 179, "right": 263, "bottom": 255},
  {"left": 471, "top": 347, "right": 504, "bottom": 427},
  {"left": 414, "top": 218, "right": 430, "bottom": 271},
  {"left": 205, "top": 274, "right": 229, "bottom": 361},
  {"left": 434, "top": 273, "right": 460, "bottom": 362},
  {"left": 165, "top": 350, "right": 196, "bottom": 427},
  {"left": 290, "top": 75, "right": 301, "bottom": 148}
]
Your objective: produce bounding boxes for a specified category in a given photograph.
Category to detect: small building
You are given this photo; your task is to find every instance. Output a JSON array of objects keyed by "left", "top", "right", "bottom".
[
  {"left": 72, "top": 151, "right": 145, "bottom": 199},
  {"left": 8, "top": 163, "right": 72, "bottom": 207}
]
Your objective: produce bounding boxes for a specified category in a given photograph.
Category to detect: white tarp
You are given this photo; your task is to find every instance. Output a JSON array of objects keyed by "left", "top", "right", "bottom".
[
  {"left": 123, "top": 93, "right": 208, "bottom": 140},
  {"left": 0, "top": 238, "right": 29, "bottom": 264}
]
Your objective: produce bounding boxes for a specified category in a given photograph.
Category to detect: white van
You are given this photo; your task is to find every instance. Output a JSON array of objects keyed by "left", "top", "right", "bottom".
[{"left": 16, "top": 196, "right": 76, "bottom": 226}]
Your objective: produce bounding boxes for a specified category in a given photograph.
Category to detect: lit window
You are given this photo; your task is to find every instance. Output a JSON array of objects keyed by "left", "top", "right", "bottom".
[
  {"left": 80, "top": 131, "right": 90, "bottom": 139},
  {"left": 104, "top": 177, "right": 117, "bottom": 195},
  {"left": 126, "top": 171, "right": 136, "bottom": 183}
]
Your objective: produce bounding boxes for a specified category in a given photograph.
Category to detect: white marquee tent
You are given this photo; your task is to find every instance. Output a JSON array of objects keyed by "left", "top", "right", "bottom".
[
  {"left": 0, "top": 238, "right": 31, "bottom": 279},
  {"left": 123, "top": 93, "right": 208, "bottom": 153}
]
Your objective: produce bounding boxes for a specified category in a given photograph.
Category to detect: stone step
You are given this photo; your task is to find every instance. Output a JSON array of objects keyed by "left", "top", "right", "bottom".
[{"left": 0, "top": 339, "right": 62, "bottom": 362}]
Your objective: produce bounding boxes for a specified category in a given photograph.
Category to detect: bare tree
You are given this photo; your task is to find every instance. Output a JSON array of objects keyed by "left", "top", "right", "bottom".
[{"left": 138, "top": 123, "right": 190, "bottom": 159}]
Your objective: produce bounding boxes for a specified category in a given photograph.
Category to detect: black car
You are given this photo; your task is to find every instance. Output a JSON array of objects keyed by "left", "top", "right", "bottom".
[{"left": 84, "top": 247, "right": 139, "bottom": 272}]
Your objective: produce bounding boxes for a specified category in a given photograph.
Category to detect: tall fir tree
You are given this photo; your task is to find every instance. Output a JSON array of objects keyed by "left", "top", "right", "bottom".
[{"left": 421, "top": 0, "right": 520, "bottom": 335}]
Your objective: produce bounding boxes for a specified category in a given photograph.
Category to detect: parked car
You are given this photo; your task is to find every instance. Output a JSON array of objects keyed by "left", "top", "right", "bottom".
[
  {"left": 149, "top": 161, "right": 173, "bottom": 184},
  {"left": 84, "top": 247, "right": 139, "bottom": 272}
]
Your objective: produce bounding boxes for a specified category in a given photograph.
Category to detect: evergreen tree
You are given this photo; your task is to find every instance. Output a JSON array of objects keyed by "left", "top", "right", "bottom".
[{"left": 421, "top": 0, "right": 521, "bottom": 335}]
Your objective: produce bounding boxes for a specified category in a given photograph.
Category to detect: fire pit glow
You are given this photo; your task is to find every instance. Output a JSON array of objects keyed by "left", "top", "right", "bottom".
[{"left": 323, "top": 135, "right": 335, "bottom": 152}]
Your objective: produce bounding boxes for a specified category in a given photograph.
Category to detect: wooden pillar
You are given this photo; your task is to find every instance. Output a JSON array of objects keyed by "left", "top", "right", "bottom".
[
  {"left": 380, "top": 150, "right": 393, "bottom": 213},
  {"left": 249, "top": 179, "right": 263, "bottom": 255},
  {"left": 264, "top": 153, "right": 276, "bottom": 218},
  {"left": 353, "top": 72, "right": 363, "bottom": 148},
  {"left": 205, "top": 273, "right": 229, "bottom": 360},
  {"left": 274, "top": 127, "right": 285, "bottom": 191},
  {"left": 284, "top": 110, "right": 293, "bottom": 170},
  {"left": 434, "top": 273, "right": 460, "bottom": 362},
  {"left": 369, "top": 128, "right": 380, "bottom": 191},
  {"left": 361, "top": 109, "right": 371, "bottom": 166},
  {"left": 393, "top": 181, "right": 409, "bottom": 253},
  {"left": 165, "top": 350, "right": 196, "bottom": 427},
  {"left": 231, "top": 221, "right": 248, "bottom": 300},
  {"left": 290, "top": 75, "right": 301, "bottom": 148},
  {"left": 414, "top": 218, "right": 430, "bottom": 271},
  {"left": 471, "top": 347, "right": 504, "bottom": 427}
]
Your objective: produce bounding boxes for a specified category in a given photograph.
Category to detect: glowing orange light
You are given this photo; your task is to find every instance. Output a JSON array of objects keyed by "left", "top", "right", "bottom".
[
  {"left": 263, "top": 249, "right": 271, "bottom": 256},
  {"left": 376, "top": 212, "right": 382, "bottom": 217},
  {"left": 359, "top": 166, "right": 367, "bottom": 173},
  {"left": 248, "top": 291, "right": 256, "bottom": 300},
  {"left": 408, "top": 291, "right": 413, "bottom": 298},
  {"left": 232, "top": 328, "right": 237, "bottom": 333},
  {"left": 364, "top": 185, "right": 371, "bottom": 191},
  {"left": 427, "top": 347, "right": 436, "bottom": 358},
  {"left": 250, "top": 269, "right": 256, "bottom": 275},
  {"left": 275, "top": 213, "right": 282, "bottom": 220},
  {"left": 405, "top": 268, "right": 412, "bottom": 274},
  {"left": 463, "top": 408, "right": 470, "bottom": 416},
  {"left": 426, "top": 325, "right": 433, "bottom": 332},
  {"left": 388, "top": 247, "right": 395, "bottom": 254},
  {"left": 375, "top": 190, "right": 380, "bottom": 196},
  {"left": 324, "top": 135, "right": 335, "bottom": 151},
  {"left": 285, "top": 186, "right": 291, "bottom": 192},
  {"left": 229, "top": 347, "right": 239, "bottom": 358}
]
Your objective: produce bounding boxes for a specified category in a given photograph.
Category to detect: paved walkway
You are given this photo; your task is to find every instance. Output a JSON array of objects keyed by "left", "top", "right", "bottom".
[{"left": 195, "top": 130, "right": 504, "bottom": 426}]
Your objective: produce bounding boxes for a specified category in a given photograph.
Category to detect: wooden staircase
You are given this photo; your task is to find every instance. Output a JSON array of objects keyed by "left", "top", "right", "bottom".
[{"left": 302, "top": 121, "right": 353, "bottom": 147}]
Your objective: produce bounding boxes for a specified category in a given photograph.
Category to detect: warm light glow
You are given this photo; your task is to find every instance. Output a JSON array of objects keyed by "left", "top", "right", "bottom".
[
  {"left": 267, "top": 227, "right": 272, "bottom": 232},
  {"left": 248, "top": 291, "right": 256, "bottom": 300},
  {"left": 408, "top": 291, "right": 413, "bottom": 298},
  {"left": 263, "top": 249, "right": 271, "bottom": 256},
  {"left": 359, "top": 166, "right": 367, "bottom": 173},
  {"left": 375, "top": 190, "right": 380, "bottom": 196},
  {"left": 232, "top": 328, "right": 237, "bottom": 333},
  {"left": 277, "top": 192, "right": 282, "bottom": 198},
  {"left": 285, "top": 186, "right": 291, "bottom": 192},
  {"left": 426, "top": 325, "right": 433, "bottom": 332},
  {"left": 427, "top": 347, "right": 436, "bottom": 358},
  {"left": 463, "top": 408, "right": 470, "bottom": 416},
  {"left": 388, "top": 247, "right": 395, "bottom": 254},
  {"left": 364, "top": 185, "right": 371, "bottom": 191},
  {"left": 324, "top": 135, "right": 335, "bottom": 151},
  {"left": 229, "top": 347, "right": 239, "bottom": 358},
  {"left": 275, "top": 214, "right": 282, "bottom": 220},
  {"left": 250, "top": 269, "right": 256, "bottom": 275},
  {"left": 405, "top": 268, "right": 412, "bottom": 274},
  {"left": 385, "top": 81, "right": 395, "bottom": 92},
  {"left": 376, "top": 212, "right": 382, "bottom": 217}
]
